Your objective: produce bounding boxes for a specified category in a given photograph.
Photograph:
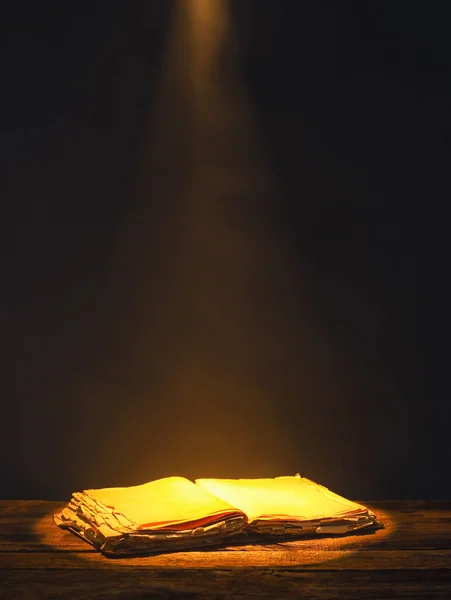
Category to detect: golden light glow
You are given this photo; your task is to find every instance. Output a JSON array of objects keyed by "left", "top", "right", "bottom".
[
  {"left": 87, "top": 476, "right": 243, "bottom": 529},
  {"left": 109, "top": 0, "right": 298, "bottom": 476},
  {"left": 98, "top": 0, "right": 357, "bottom": 487},
  {"left": 53, "top": 475, "right": 382, "bottom": 558},
  {"left": 196, "top": 476, "right": 369, "bottom": 523},
  {"left": 186, "top": 0, "right": 228, "bottom": 55}
]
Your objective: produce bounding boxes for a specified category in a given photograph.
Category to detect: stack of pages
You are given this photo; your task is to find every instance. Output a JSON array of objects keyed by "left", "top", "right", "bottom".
[{"left": 54, "top": 474, "right": 378, "bottom": 556}]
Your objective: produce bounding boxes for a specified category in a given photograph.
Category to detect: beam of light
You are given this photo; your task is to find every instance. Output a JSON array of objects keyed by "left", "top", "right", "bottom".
[
  {"left": 87, "top": 0, "right": 332, "bottom": 486},
  {"left": 136, "top": 0, "right": 290, "bottom": 476}
]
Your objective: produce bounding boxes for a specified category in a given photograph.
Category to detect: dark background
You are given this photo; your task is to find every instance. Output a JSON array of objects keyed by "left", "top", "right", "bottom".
[{"left": 2, "top": 0, "right": 450, "bottom": 501}]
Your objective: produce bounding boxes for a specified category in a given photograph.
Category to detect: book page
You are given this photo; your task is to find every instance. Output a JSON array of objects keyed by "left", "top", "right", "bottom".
[
  {"left": 86, "top": 476, "right": 245, "bottom": 529},
  {"left": 195, "top": 475, "right": 368, "bottom": 522}
]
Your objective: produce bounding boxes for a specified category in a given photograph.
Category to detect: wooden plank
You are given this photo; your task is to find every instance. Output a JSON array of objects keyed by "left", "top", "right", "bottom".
[
  {"left": 1, "top": 549, "right": 451, "bottom": 570},
  {"left": 0, "top": 500, "right": 60, "bottom": 516},
  {"left": 2, "top": 568, "right": 451, "bottom": 599},
  {"left": 1, "top": 501, "right": 451, "bottom": 599}
]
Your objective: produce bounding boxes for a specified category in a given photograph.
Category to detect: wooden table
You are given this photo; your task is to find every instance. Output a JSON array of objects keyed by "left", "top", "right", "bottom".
[{"left": 1, "top": 500, "right": 450, "bottom": 598}]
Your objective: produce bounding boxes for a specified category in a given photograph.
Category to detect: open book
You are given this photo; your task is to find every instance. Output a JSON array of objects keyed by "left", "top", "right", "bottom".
[{"left": 54, "top": 474, "right": 379, "bottom": 556}]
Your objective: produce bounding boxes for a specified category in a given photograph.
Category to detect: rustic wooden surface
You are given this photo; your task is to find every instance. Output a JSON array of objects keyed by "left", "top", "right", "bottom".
[{"left": 1, "top": 500, "right": 451, "bottom": 598}]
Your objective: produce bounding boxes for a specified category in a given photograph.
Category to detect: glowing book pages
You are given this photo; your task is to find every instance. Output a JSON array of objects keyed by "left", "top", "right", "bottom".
[
  {"left": 54, "top": 474, "right": 379, "bottom": 556},
  {"left": 53, "top": 477, "right": 247, "bottom": 556},
  {"left": 196, "top": 475, "right": 376, "bottom": 535}
]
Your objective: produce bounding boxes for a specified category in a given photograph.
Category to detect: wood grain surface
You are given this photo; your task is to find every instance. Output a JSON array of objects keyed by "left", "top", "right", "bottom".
[{"left": 1, "top": 500, "right": 450, "bottom": 598}]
